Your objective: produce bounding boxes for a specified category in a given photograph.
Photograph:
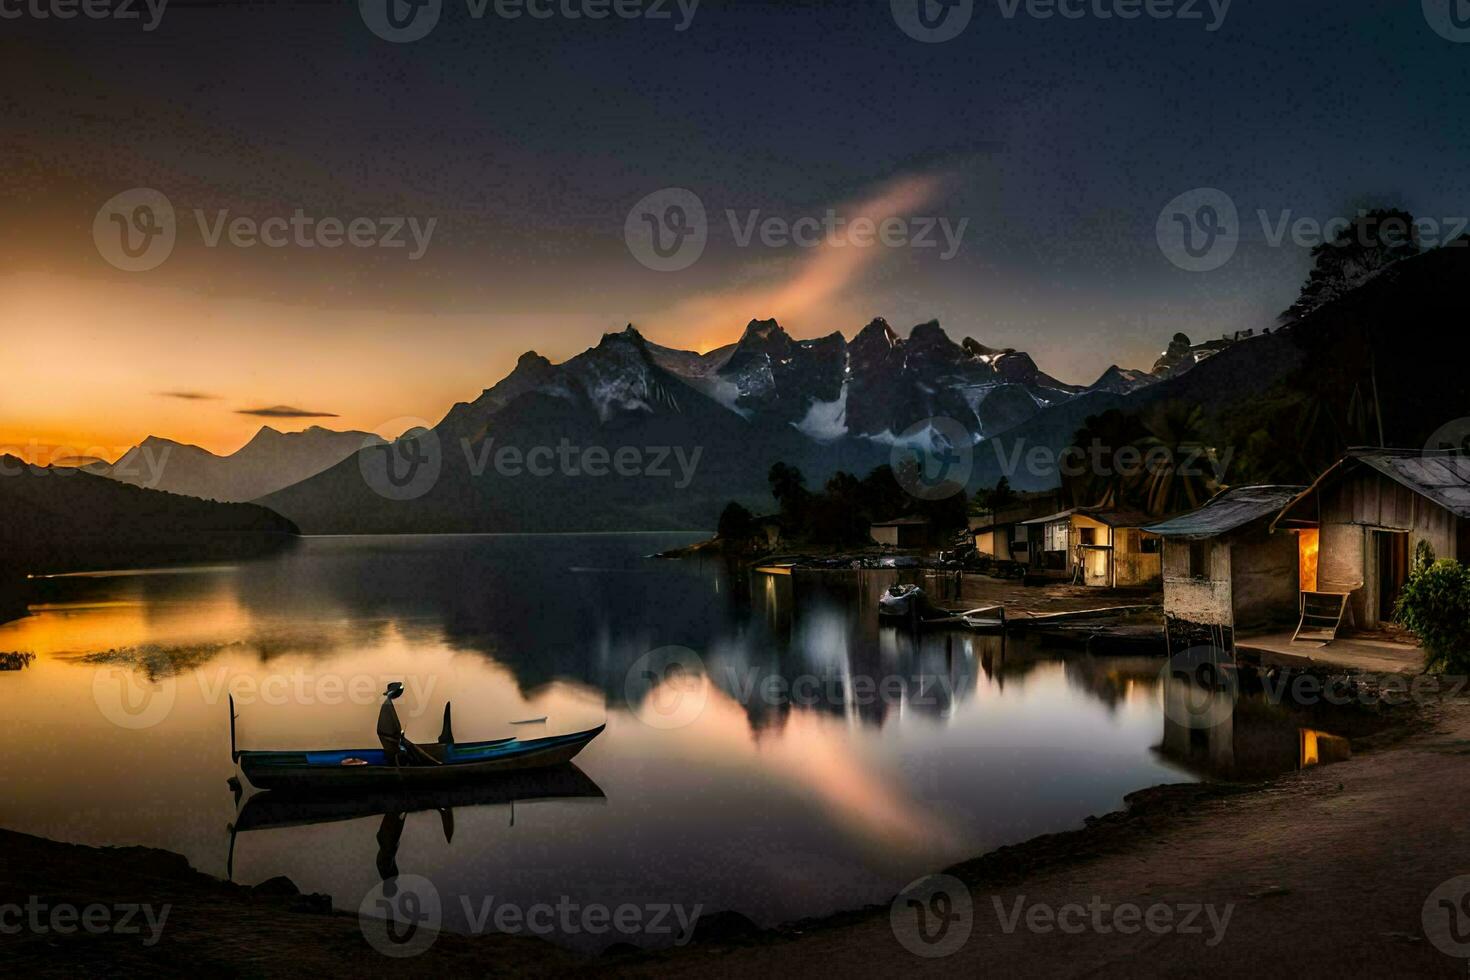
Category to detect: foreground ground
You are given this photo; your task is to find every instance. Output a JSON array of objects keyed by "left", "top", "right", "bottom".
[
  {"left": 5, "top": 693, "right": 1469, "bottom": 977},
  {"left": 628, "top": 699, "right": 1470, "bottom": 978}
]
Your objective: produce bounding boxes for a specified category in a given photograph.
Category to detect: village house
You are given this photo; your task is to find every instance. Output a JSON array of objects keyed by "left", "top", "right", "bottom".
[
  {"left": 1020, "top": 506, "right": 1163, "bottom": 587},
  {"left": 1144, "top": 485, "right": 1306, "bottom": 652},
  {"left": 969, "top": 489, "right": 1063, "bottom": 565},
  {"left": 869, "top": 516, "right": 933, "bottom": 549},
  {"left": 1271, "top": 449, "right": 1470, "bottom": 632}
]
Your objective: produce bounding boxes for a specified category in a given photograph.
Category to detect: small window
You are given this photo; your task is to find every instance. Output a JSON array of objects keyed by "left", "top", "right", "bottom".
[
  {"left": 1140, "top": 536, "right": 1161, "bottom": 554},
  {"left": 1079, "top": 527, "right": 1097, "bottom": 546},
  {"left": 1188, "top": 541, "right": 1208, "bottom": 579}
]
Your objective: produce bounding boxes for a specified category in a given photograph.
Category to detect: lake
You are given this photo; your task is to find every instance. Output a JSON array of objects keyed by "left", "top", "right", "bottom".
[{"left": 0, "top": 533, "right": 1234, "bottom": 951}]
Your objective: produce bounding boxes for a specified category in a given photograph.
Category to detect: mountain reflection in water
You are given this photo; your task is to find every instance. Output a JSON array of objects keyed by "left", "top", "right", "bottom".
[{"left": 0, "top": 534, "right": 1353, "bottom": 949}]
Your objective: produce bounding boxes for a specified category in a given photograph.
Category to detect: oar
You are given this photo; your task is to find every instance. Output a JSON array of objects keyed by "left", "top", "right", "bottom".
[
  {"left": 228, "top": 694, "right": 241, "bottom": 763},
  {"left": 510, "top": 716, "right": 547, "bottom": 725}
]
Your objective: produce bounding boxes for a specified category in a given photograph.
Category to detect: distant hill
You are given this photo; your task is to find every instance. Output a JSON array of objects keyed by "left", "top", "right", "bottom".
[
  {"left": 88, "top": 425, "right": 382, "bottom": 502},
  {"left": 0, "top": 456, "right": 298, "bottom": 577}
]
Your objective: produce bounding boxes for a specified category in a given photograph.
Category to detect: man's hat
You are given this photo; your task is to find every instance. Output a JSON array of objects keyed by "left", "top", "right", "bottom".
[{"left": 383, "top": 681, "right": 405, "bottom": 699}]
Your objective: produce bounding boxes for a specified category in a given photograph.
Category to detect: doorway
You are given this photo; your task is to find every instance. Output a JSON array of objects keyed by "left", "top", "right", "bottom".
[{"left": 1372, "top": 531, "right": 1410, "bottom": 624}]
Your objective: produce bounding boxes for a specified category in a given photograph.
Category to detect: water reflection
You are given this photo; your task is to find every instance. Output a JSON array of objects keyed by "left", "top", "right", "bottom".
[
  {"left": 1156, "top": 670, "right": 1354, "bottom": 780},
  {"left": 228, "top": 765, "right": 607, "bottom": 887},
  {"left": 0, "top": 534, "right": 1356, "bottom": 949}
]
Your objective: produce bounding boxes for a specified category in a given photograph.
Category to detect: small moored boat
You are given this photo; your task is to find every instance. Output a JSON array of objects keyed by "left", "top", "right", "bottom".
[{"left": 231, "top": 688, "right": 605, "bottom": 791}]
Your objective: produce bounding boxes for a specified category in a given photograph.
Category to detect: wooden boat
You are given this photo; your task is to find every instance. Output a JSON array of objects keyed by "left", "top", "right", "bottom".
[
  {"left": 881, "top": 586, "right": 1007, "bottom": 632},
  {"left": 232, "top": 696, "right": 605, "bottom": 791},
  {"left": 878, "top": 584, "right": 937, "bottom": 622}
]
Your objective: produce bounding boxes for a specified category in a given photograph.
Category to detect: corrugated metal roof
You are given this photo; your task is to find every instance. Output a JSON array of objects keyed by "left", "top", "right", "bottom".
[
  {"left": 1144, "top": 485, "right": 1305, "bottom": 540},
  {"left": 1020, "top": 508, "right": 1076, "bottom": 526},
  {"left": 1020, "top": 507, "right": 1157, "bottom": 528},
  {"left": 1354, "top": 450, "right": 1470, "bottom": 518}
]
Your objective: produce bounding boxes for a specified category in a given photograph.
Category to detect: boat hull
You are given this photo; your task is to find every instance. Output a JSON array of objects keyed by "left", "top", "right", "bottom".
[{"left": 238, "top": 724, "right": 605, "bottom": 791}]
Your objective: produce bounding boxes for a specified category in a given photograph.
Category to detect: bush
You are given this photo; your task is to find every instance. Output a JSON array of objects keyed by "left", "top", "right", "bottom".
[{"left": 1394, "top": 545, "right": 1470, "bottom": 673}]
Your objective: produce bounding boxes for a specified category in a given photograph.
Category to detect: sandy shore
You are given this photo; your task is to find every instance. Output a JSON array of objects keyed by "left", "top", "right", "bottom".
[
  {"left": 5, "top": 689, "right": 1467, "bottom": 977},
  {"left": 620, "top": 698, "right": 1470, "bottom": 978}
]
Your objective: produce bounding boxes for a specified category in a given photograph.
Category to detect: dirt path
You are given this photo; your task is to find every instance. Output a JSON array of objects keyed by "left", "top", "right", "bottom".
[{"left": 617, "top": 700, "right": 1470, "bottom": 978}]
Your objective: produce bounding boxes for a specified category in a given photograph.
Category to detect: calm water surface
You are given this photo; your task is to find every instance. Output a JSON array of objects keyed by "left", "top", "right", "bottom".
[{"left": 1, "top": 534, "right": 1213, "bottom": 950}]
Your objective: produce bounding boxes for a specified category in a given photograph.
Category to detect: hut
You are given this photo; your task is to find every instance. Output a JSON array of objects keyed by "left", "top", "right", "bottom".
[
  {"left": 1272, "top": 450, "right": 1470, "bottom": 632},
  {"left": 1144, "top": 485, "right": 1305, "bottom": 652},
  {"left": 1021, "top": 507, "right": 1163, "bottom": 587},
  {"left": 969, "top": 490, "right": 1063, "bottom": 564},
  {"left": 870, "top": 516, "right": 933, "bottom": 549}
]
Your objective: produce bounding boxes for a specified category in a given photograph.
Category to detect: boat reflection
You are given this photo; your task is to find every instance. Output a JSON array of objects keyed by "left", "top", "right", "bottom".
[{"left": 227, "top": 764, "right": 606, "bottom": 883}]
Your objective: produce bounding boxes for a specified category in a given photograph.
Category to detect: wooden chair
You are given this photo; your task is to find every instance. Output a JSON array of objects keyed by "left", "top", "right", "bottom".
[{"left": 1293, "top": 591, "right": 1351, "bottom": 643}]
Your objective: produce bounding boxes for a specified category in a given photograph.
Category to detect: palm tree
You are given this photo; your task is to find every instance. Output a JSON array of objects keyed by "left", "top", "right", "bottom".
[{"left": 1137, "top": 402, "right": 1220, "bottom": 516}]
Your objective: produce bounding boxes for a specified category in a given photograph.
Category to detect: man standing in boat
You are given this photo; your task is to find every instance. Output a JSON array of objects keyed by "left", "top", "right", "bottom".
[{"left": 377, "top": 682, "right": 440, "bottom": 767}]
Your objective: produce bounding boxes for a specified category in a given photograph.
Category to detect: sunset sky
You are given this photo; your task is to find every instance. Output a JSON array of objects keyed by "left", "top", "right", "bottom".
[{"left": 3, "top": 1, "right": 1468, "bottom": 461}]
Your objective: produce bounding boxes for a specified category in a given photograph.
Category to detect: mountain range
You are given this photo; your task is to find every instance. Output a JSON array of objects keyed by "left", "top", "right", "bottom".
[
  {"left": 86, "top": 425, "right": 382, "bottom": 503},
  {"left": 249, "top": 318, "right": 1249, "bottom": 533}
]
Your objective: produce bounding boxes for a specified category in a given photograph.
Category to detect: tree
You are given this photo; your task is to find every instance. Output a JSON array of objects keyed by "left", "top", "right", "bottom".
[
  {"left": 1279, "top": 208, "right": 1420, "bottom": 324},
  {"left": 1394, "top": 543, "right": 1470, "bottom": 673},
  {"left": 972, "top": 476, "right": 1016, "bottom": 515},
  {"left": 767, "top": 462, "right": 809, "bottom": 526},
  {"left": 1137, "top": 401, "right": 1220, "bottom": 516},
  {"left": 1063, "top": 409, "right": 1149, "bottom": 509},
  {"left": 716, "top": 501, "right": 755, "bottom": 543}
]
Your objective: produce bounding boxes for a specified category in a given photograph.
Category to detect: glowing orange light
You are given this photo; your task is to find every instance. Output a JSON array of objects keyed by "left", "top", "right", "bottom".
[{"left": 1298, "top": 529, "right": 1320, "bottom": 592}]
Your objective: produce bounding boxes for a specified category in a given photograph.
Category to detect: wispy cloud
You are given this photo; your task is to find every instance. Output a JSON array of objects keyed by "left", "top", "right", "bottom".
[
  {"left": 235, "top": 405, "right": 340, "bottom": 418},
  {"left": 648, "top": 173, "right": 954, "bottom": 347},
  {"left": 158, "top": 391, "right": 220, "bottom": 401}
]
